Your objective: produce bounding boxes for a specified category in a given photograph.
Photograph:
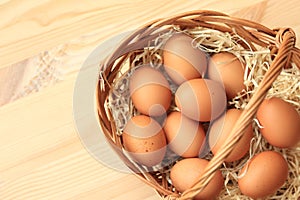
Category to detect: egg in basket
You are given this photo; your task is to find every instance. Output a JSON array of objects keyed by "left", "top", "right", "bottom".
[{"left": 96, "top": 10, "right": 300, "bottom": 200}]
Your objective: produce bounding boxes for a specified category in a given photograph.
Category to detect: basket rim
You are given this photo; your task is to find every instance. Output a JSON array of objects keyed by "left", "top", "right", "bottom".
[{"left": 96, "top": 10, "right": 300, "bottom": 200}]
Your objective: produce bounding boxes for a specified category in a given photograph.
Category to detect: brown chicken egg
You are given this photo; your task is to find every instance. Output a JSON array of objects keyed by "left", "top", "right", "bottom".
[
  {"left": 208, "top": 52, "right": 246, "bottom": 99},
  {"left": 130, "top": 66, "right": 172, "bottom": 116},
  {"left": 256, "top": 97, "right": 300, "bottom": 148},
  {"left": 122, "top": 115, "right": 167, "bottom": 167},
  {"left": 208, "top": 109, "right": 253, "bottom": 162},
  {"left": 170, "top": 158, "right": 224, "bottom": 200},
  {"left": 175, "top": 78, "right": 227, "bottom": 122},
  {"left": 163, "top": 111, "right": 206, "bottom": 158},
  {"left": 238, "top": 151, "right": 289, "bottom": 199},
  {"left": 163, "top": 33, "right": 207, "bottom": 85}
]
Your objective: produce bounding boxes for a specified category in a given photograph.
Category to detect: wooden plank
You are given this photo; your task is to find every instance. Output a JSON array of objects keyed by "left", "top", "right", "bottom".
[
  {"left": 0, "top": 72, "right": 159, "bottom": 200},
  {"left": 2, "top": 0, "right": 300, "bottom": 107},
  {"left": 1, "top": 0, "right": 300, "bottom": 199},
  {"left": 0, "top": 0, "right": 268, "bottom": 68}
]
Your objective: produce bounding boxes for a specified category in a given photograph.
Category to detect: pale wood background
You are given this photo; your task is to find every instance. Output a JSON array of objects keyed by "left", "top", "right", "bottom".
[{"left": 1, "top": 0, "right": 300, "bottom": 199}]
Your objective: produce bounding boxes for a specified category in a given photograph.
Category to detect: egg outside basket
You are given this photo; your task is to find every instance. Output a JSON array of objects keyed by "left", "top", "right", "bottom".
[{"left": 96, "top": 10, "right": 300, "bottom": 200}]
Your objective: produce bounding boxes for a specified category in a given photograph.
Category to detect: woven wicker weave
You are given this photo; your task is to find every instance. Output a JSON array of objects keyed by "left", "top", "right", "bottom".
[{"left": 96, "top": 10, "right": 300, "bottom": 199}]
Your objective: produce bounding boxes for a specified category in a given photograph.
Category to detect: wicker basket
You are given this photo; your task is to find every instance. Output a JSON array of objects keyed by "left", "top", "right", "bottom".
[{"left": 96, "top": 10, "right": 300, "bottom": 199}]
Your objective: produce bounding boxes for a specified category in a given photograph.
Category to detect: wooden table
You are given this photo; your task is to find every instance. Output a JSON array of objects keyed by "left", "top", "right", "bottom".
[{"left": 1, "top": 0, "right": 300, "bottom": 199}]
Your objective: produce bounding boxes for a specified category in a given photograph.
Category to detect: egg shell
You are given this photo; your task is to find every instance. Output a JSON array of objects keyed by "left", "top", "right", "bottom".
[
  {"left": 238, "top": 151, "right": 289, "bottom": 199},
  {"left": 163, "top": 111, "right": 206, "bottom": 158},
  {"left": 163, "top": 33, "right": 207, "bottom": 85},
  {"left": 175, "top": 78, "right": 227, "bottom": 122},
  {"left": 170, "top": 158, "right": 224, "bottom": 200},
  {"left": 256, "top": 97, "right": 300, "bottom": 148},
  {"left": 208, "top": 109, "right": 253, "bottom": 162},
  {"left": 208, "top": 52, "right": 246, "bottom": 99},
  {"left": 130, "top": 66, "right": 172, "bottom": 116},
  {"left": 123, "top": 115, "right": 167, "bottom": 167}
]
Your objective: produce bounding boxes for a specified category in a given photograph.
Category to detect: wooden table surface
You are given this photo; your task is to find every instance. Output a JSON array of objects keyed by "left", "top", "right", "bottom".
[{"left": 1, "top": 0, "right": 300, "bottom": 199}]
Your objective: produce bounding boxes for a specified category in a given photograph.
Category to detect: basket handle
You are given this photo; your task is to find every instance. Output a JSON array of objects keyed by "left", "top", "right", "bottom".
[{"left": 178, "top": 28, "right": 296, "bottom": 200}]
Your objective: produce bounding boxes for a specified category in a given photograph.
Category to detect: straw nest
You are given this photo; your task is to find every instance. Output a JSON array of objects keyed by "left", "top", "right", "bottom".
[{"left": 97, "top": 11, "right": 300, "bottom": 200}]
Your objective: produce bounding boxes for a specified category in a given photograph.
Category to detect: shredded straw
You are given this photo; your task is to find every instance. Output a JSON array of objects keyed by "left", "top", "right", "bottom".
[{"left": 107, "top": 26, "right": 300, "bottom": 199}]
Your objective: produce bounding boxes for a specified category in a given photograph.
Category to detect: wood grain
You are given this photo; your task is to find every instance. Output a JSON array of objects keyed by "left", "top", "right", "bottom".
[
  {"left": 0, "top": 71, "right": 160, "bottom": 200},
  {"left": 2, "top": 0, "right": 300, "bottom": 106},
  {"left": 1, "top": 0, "right": 268, "bottom": 68},
  {"left": 1, "top": 0, "right": 300, "bottom": 199}
]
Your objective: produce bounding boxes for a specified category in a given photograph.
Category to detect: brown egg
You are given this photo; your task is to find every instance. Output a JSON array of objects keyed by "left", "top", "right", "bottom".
[
  {"left": 130, "top": 66, "right": 172, "bottom": 116},
  {"left": 122, "top": 115, "right": 167, "bottom": 167},
  {"left": 208, "top": 52, "right": 246, "bottom": 99},
  {"left": 256, "top": 97, "right": 300, "bottom": 148},
  {"left": 163, "top": 111, "right": 206, "bottom": 158},
  {"left": 238, "top": 151, "right": 288, "bottom": 199},
  {"left": 170, "top": 158, "right": 224, "bottom": 200},
  {"left": 175, "top": 78, "right": 227, "bottom": 122},
  {"left": 163, "top": 33, "right": 207, "bottom": 85},
  {"left": 208, "top": 109, "right": 253, "bottom": 162}
]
